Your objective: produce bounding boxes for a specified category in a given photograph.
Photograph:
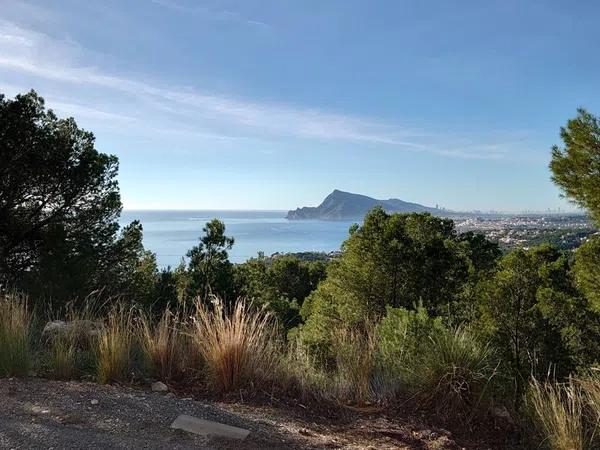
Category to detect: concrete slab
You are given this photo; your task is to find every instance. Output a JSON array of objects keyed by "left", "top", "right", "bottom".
[{"left": 170, "top": 414, "right": 250, "bottom": 440}]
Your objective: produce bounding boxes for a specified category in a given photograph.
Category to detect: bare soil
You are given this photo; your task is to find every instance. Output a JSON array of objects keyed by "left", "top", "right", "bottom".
[{"left": 0, "top": 377, "right": 518, "bottom": 449}]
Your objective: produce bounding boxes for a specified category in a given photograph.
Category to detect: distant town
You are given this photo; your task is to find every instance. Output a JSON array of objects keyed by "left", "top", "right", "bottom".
[
  {"left": 454, "top": 213, "right": 596, "bottom": 251},
  {"left": 272, "top": 213, "right": 596, "bottom": 262}
]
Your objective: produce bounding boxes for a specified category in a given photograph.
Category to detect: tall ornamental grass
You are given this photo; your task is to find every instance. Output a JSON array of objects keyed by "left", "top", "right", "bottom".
[
  {"left": 529, "top": 372, "right": 600, "bottom": 450},
  {"left": 331, "top": 327, "right": 377, "bottom": 406},
  {"left": 46, "top": 301, "right": 99, "bottom": 379},
  {"left": 138, "top": 307, "right": 189, "bottom": 381},
  {"left": 529, "top": 378, "right": 587, "bottom": 450},
  {"left": 190, "top": 297, "right": 277, "bottom": 392},
  {"left": 0, "top": 294, "right": 31, "bottom": 377},
  {"left": 97, "top": 304, "right": 135, "bottom": 384}
]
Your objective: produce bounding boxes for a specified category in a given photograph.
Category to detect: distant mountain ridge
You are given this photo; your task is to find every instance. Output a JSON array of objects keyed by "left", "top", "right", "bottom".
[{"left": 286, "top": 190, "right": 445, "bottom": 220}]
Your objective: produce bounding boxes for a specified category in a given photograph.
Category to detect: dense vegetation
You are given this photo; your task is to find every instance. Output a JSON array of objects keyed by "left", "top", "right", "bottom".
[{"left": 2, "top": 91, "right": 600, "bottom": 449}]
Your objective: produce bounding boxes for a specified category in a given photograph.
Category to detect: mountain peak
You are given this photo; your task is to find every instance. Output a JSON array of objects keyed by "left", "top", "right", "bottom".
[{"left": 286, "top": 190, "right": 443, "bottom": 220}]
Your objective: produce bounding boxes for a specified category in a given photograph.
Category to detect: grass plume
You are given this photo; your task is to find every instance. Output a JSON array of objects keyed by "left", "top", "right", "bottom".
[
  {"left": 0, "top": 294, "right": 31, "bottom": 377},
  {"left": 190, "top": 297, "right": 277, "bottom": 392},
  {"left": 138, "top": 307, "right": 188, "bottom": 381},
  {"left": 528, "top": 377, "right": 588, "bottom": 450},
  {"left": 97, "top": 304, "right": 134, "bottom": 384}
]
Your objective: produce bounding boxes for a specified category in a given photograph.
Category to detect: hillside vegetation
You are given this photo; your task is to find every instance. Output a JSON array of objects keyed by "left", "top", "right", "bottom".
[{"left": 2, "top": 92, "right": 600, "bottom": 449}]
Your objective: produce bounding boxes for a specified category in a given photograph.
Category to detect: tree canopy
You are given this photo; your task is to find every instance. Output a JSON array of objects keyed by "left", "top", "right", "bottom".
[
  {"left": 0, "top": 91, "right": 154, "bottom": 304},
  {"left": 297, "top": 207, "right": 500, "bottom": 356},
  {"left": 550, "top": 108, "right": 600, "bottom": 223},
  {"left": 186, "top": 218, "right": 235, "bottom": 302}
]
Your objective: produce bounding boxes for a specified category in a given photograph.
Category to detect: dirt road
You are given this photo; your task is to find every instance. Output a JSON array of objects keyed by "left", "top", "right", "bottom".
[{"left": 0, "top": 378, "right": 461, "bottom": 449}]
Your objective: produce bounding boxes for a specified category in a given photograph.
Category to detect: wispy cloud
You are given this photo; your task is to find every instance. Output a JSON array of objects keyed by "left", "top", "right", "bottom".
[
  {"left": 0, "top": 18, "right": 532, "bottom": 160},
  {"left": 150, "top": 0, "right": 269, "bottom": 28}
]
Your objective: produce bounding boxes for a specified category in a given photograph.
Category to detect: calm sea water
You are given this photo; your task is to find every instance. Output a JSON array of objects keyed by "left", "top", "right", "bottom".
[{"left": 120, "top": 210, "right": 356, "bottom": 267}]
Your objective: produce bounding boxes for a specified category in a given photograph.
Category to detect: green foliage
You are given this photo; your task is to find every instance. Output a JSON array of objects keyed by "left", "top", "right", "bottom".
[
  {"left": 573, "top": 236, "right": 600, "bottom": 313},
  {"left": 186, "top": 219, "right": 235, "bottom": 302},
  {"left": 550, "top": 109, "right": 600, "bottom": 224},
  {"left": 404, "top": 327, "right": 497, "bottom": 419},
  {"left": 0, "top": 91, "right": 158, "bottom": 306},
  {"left": 235, "top": 254, "right": 326, "bottom": 328},
  {"left": 297, "top": 208, "right": 499, "bottom": 357},
  {"left": 478, "top": 245, "right": 600, "bottom": 400},
  {"left": 376, "top": 305, "right": 446, "bottom": 377},
  {"left": 375, "top": 306, "right": 497, "bottom": 417}
]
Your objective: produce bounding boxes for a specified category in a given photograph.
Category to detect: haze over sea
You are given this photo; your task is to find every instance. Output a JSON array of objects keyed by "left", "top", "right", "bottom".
[{"left": 121, "top": 210, "right": 354, "bottom": 267}]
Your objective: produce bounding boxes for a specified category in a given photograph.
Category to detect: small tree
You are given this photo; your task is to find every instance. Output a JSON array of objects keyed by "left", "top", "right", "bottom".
[{"left": 187, "top": 219, "right": 235, "bottom": 301}]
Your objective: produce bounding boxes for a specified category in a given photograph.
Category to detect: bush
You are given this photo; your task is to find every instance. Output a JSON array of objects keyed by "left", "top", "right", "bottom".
[
  {"left": 0, "top": 294, "right": 31, "bottom": 376},
  {"left": 190, "top": 297, "right": 278, "bottom": 392},
  {"left": 45, "top": 302, "right": 100, "bottom": 379},
  {"left": 404, "top": 327, "right": 497, "bottom": 419},
  {"left": 138, "top": 307, "right": 189, "bottom": 381},
  {"left": 376, "top": 305, "right": 445, "bottom": 378},
  {"left": 97, "top": 305, "right": 134, "bottom": 383},
  {"left": 277, "top": 340, "right": 330, "bottom": 402}
]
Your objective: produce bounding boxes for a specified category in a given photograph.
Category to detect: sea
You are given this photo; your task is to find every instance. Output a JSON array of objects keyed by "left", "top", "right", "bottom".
[{"left": 120, "top": 210, "right": 356, "bottom": 268}]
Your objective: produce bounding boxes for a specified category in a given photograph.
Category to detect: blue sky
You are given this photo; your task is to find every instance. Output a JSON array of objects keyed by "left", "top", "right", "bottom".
[{"left": 1, "top": 0, "right": 599, "bottom": 212}]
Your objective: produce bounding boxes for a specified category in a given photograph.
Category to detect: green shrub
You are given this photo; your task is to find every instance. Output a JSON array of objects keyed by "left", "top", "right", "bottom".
[
  {"left": 0, "top": 295, "right": 31, "bottom": 377},
  {"left": 404, "top": 326, "right": 497, "bottom": 419},
  {"left": 376, "top": 304, "right": 445, "bottom": 378}
]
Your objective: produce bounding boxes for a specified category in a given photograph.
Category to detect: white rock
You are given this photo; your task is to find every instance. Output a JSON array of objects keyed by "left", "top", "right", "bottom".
[
  {"left": 90, "top": 399, "right": 99, "bottom": 405},
  {"left": 42, "top": 320, "right": 67, "bottom": 335},
  {"left": 170, "top": 415, "right": 249, "bottom": 440},
  {"left": 41, "top": 319, "right": 102, "bottom": 342},
  {"left": 151, "top": 381, "right": 169, "bottom": 392}
]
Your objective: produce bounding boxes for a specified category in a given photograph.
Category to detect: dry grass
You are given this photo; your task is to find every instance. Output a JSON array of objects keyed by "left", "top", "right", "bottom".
[
  {"left": 278, "top": 340, "right": 330, "bottom": 402},
  {"left": 48, "top": 334, "right": 78, "bottom": 379},
  {"left": 46, "top": 301, "right": 100, "bottom": 379},
  {"left": 580, "top": 371, "right": 600, "bottom": 445},
  {"left": 332, "top": 327, "right": 377, "bottom": 406},
  {"left": 280, "top": 327, "right": 398, "bottom": 407},
  {"left": 528, "top": 377, "right": 588, "bottom": 450},
  {"left": 97, "top": 304, "right": 135, "bottom": 384},
  {"left": 190, "top": 297, "right": 278, "bottom": 392},
  {"left": 0, "top": 294, "right": 31, "bottom": 376},
  {"left": 138, "top": 307, "right": 189, "bottom": 381}
]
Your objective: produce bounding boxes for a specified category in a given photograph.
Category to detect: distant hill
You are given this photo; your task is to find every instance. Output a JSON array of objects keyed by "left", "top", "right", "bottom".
[{"left": 286, "top": 190, "right": 445, "bottom": 220}]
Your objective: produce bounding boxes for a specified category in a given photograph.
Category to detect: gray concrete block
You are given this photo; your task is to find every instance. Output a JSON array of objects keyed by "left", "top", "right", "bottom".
[{"left": 170, "top": 414, "right": 250, "bottom": 440}]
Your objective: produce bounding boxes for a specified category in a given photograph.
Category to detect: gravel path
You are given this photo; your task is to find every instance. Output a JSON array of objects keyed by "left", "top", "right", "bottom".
[
  {"left": 0, "top": 378, "right": 470, "bottom": 449},
  {"left": 0, "top": 378, "right": 309, "bottom": 449}
]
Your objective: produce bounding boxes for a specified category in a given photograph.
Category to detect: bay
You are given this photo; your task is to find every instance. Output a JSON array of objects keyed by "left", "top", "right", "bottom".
[{"left": 120, "top": 210, "right": 355, "bottom": 268}]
